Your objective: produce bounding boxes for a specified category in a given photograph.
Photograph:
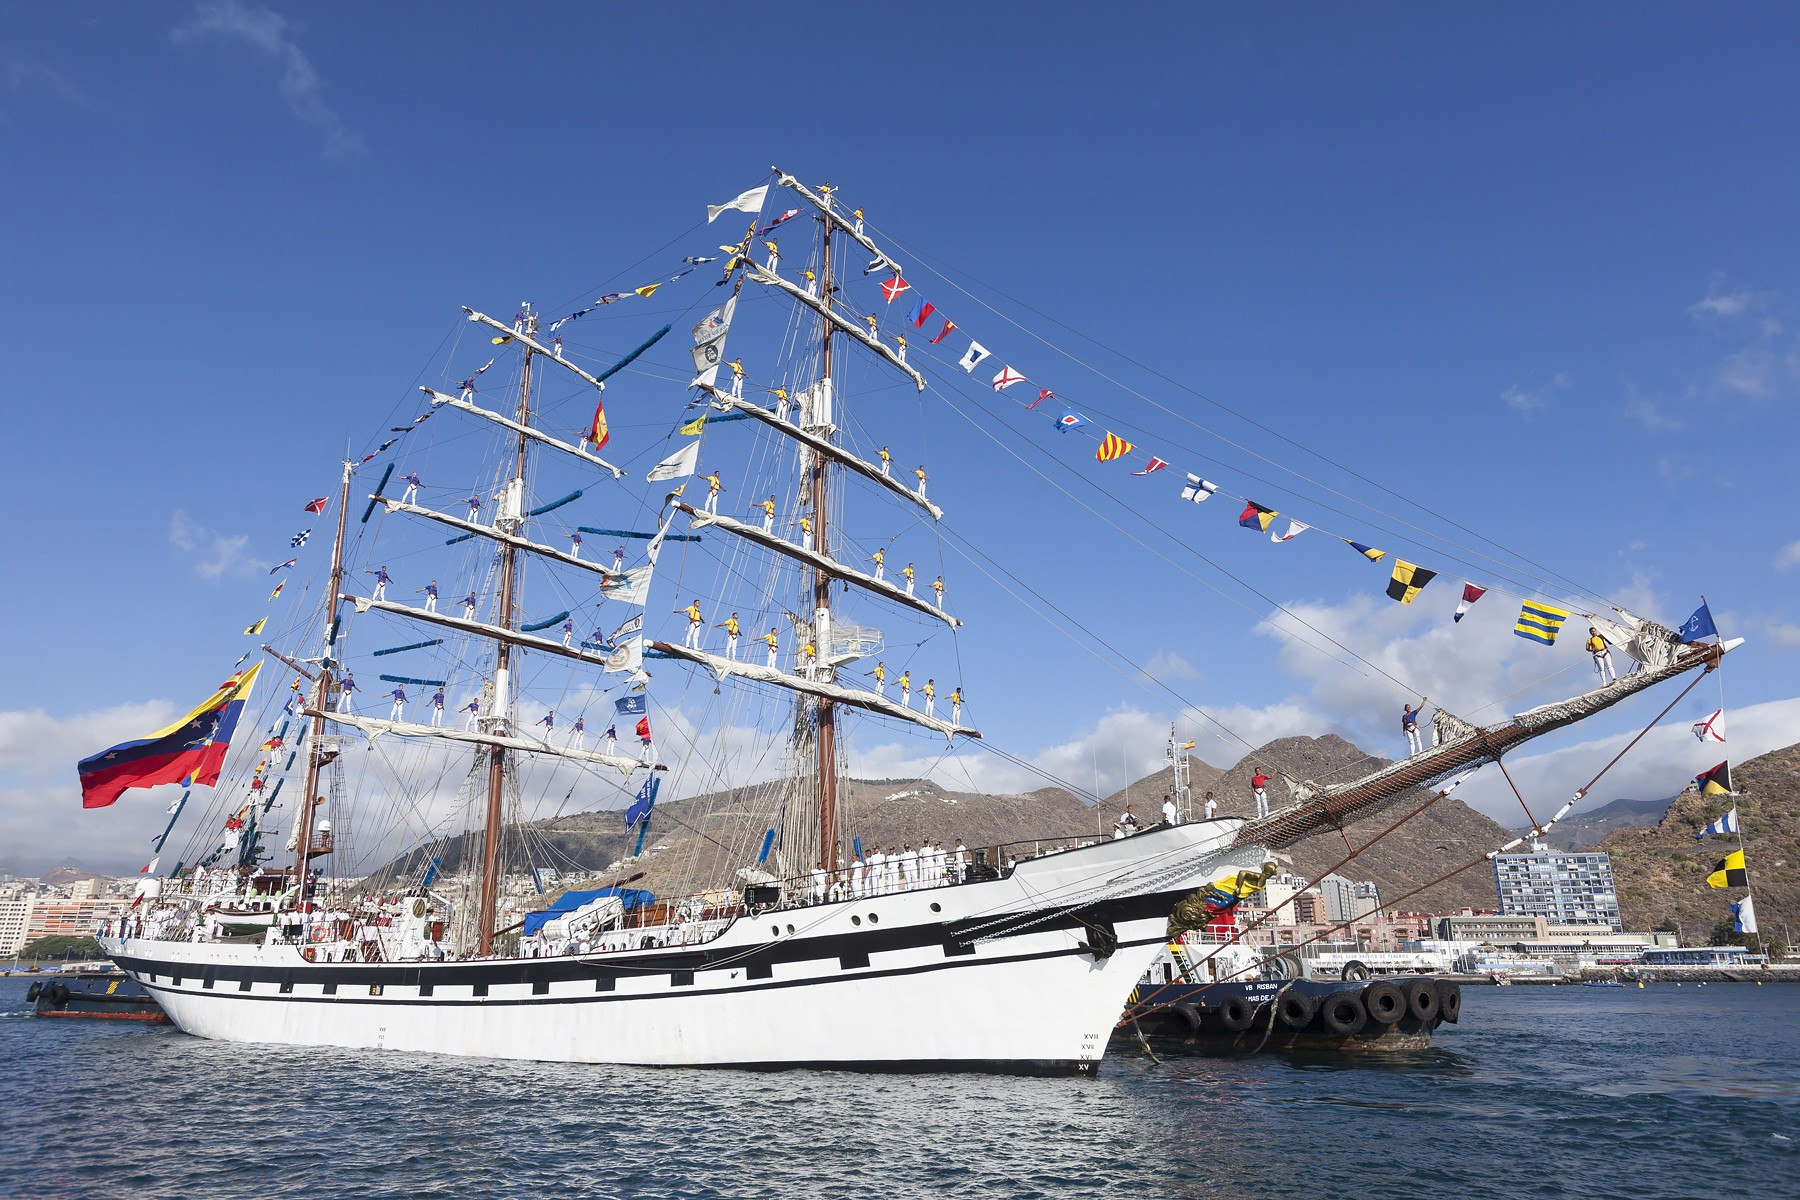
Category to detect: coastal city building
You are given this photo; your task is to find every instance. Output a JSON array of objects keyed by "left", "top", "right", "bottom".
[
  {"left": 0, "top": 894, "right": 35, "bottom": 958},
  {"left": 1493, "top": 842, "right": 1623, "bottom": 931},
  {"left": 1257, "top": 872, "right": 1309, "bottom": 926},
  {"left": 1320, "top": 874, "right": 1382, "bottom": 925}
]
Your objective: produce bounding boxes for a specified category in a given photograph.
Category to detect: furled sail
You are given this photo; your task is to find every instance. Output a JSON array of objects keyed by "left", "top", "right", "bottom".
[
  {"left": 309, "top": 710, "right": 660, "bottom": 776},
  {"left": 463, "top": 308, "right": 611, "bottom": 394},
  {"left": 676, "top": 502, "right": 959, "bottom": 628},
  {"left": 422, "top": 388, "right": 624, "bottom": 479},
  {"left": 649, "top": 641, "right": 978, "bottom": 743},
  {"left": 713, "top": 395, "right": 942, "bottom": 520},
  {"left": 746, "top": 263, "right": 925, "bottom": 392}
]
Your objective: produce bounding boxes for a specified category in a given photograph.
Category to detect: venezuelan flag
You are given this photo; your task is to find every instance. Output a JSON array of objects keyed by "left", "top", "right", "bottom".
[
  {"left": 1695, "top": 760, "right": 1734, "bottom": 797},
  {"left": 1707, "top": 849, "right": 1748, "bottom": 889},
  {"left": 1239, "top": 501, "right": 1277, "bottom": 532},
  {"left": 1514, "top": 600, "right": 1571, "bottom": 645},
  {"left": 77, "top": 664, "right": 262, "bottom": 809}
]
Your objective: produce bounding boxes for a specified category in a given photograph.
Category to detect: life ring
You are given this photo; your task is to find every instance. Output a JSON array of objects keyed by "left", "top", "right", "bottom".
[
  {"left": 1362, "top": 981, "right": 1406, "bottom": 1025},
  {"left": 1403, "top": 978, "right": 1440, "bottom": 1023},
  {"left": 1320, "top": 992, "right": 1367, "bottom": 1036},
  {"left": 1213, "top": 995, "right": 1256, "bottom": 1033},
  {"left": 1276, "top": 991, "right": 1318, "bottom": 1030},
  {"left": 1340, "top": 959, "right": 1371, "bottom": 982},
  {"left": 309, "top": 926, "right": 328, "bottom": 943},
  {"left": 1435, "top": 980, "right": 1462, "bottom": 1024}
]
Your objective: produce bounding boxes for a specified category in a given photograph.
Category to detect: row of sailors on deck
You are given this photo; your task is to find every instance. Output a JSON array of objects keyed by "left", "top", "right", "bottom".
[{"left": 807, "top": 840, "right": 969, "bottom": 902}]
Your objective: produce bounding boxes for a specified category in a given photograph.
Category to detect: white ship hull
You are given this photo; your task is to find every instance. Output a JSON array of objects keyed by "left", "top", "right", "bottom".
[{"left": 107, "top": 822, "right": 1259, "bottom": 1074}]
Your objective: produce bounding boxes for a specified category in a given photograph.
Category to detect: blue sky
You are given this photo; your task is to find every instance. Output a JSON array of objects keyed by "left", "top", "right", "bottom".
[{"left": 2, "top": 3, "right": 1797, "bottom": 875}]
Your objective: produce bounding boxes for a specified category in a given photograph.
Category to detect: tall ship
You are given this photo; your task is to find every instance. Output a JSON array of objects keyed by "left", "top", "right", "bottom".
[{"left": 88, "top": 171, "right": 1739, "bottom": 1073}]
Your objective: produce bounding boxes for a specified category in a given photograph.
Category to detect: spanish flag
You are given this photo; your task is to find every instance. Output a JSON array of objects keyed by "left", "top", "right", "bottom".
[
  {"left": 1386, "top": 560, "right": 1436, "bottom": 604},
  {"left": 77, "top": 664, "right": 263, "bottom": 809},
  {"left": 1707, "top": 849, "right": 1748, "bottom": 889},
  {"left": 1695, "top": 761, "right": 1734, "bottom": 797},
  {"left": 1096, "top": 432, "right": 1133, "bottom": 463},
  {"left": 1238, "top": 501, "right": 1277, "bottom": 532},
  {"left": 586, "top": 397, "right": 610, "bottom": 450},
  {"left": 1515, "top": 600, "right": 1571, "bottom": 645}
]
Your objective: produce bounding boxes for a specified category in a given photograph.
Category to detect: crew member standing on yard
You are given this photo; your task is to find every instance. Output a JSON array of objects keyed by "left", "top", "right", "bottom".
[
  {"left": 762, "top": 626, "right": 780, "bottom": 668},
  {"left": 878, "top": 445, "right": 892, "bottom": 477},
  {"left": 903, "top": 562, "right": 916, "bottom": 595},
  {"left": 718, "top": 612, "right": 741, "bottom": 660},
  {"left": 704, "top": 470, "right": 725, "bottom": 516},
  {"left": 868, "top": 547, "right": 885, "bottom": 582},
  {"left": 760, "top": 494, "right": 777, "bottom": 533},
  {"left": 1402, "top": 701, "right": 1426, "bottom": 756},
  {"left": 1250, "top": 770, "right": 1270, "bottom": 818},
  {"left": 682, "top": 600, "right": 704, "bottom": 649},
  {"left": 1586, "top": 626, "right": 1617, "bottom": 684},
  {"left": 872, "top": 661, "right": 887, "bottom": 696}
]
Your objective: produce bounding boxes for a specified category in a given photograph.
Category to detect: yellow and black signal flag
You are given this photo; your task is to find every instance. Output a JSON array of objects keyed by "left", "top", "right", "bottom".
[
  {"left": 1707, "top": 849, "right": 1748, "bottom": 889},
  {"left": 243, "top": 616, "right": 267, "bottom": 636},
  {"left": 1695, "top": 760, "right": 1734, "bottom": 797},
  {"left": 1345, "top": 539, "right": 1386, "bottom": 563},
  {"left": 1515, "top": 600, "right": 1572, "bottom": 645},
  {"left": 679, "top": 413, "right": 708, "bottom": 436},
  {"left": 1386, "top": 559, "right": 1436, "bottom": 604},
  {"left": 1238, "top": 501, "right": 1278, "bottom": 532},
  {"left": 1096, "top": 432, "right": 1134, "bottom": 462}
]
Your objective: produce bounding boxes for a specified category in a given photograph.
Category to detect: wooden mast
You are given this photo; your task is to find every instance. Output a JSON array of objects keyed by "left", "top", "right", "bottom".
[
  {"left": 293, "top": 458, "right": 354, "bottom": 906},
  {"left": 476, "top": 323, "right": 536, "bottom": 954},
  {"left": 813, "top": 210, "right": 839, "bottom": 874}
]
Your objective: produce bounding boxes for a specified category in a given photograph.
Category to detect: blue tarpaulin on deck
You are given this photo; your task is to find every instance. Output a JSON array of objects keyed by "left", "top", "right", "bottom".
[{"left": 521, "top": 887, "right": 655, "bottom": 938}]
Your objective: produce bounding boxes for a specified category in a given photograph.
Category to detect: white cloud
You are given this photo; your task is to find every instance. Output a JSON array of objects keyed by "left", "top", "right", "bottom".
[
  {"left": 2, "top": 57, "right": 105, "bottom": 117},
  {"left": 1775, "top": 540, "right": 1800, "bottom": 572},
  {"left": 169, "top": 509, "right": 264, "bottom": 579},
  {"left": 1620, "top": 386, "right": 1680, "bottom": 432},
  {"left": 1754, "top": 617, "right": 1800, "bottom": 650},
  {"left": 173, "top": 0, "right": 361, "bottom": 157},
  {"left": 1688, "top": 288, "right": 1765, "bottom": 320},
  {"left": 0, "top": 701, "right": 181, "bottom": 877},
  {"left": 1500, "top": 371, "right": 1571, "bottom": 417},
  {"left": 1140, "top": 648, "right": 1199, "bottom": 682}
]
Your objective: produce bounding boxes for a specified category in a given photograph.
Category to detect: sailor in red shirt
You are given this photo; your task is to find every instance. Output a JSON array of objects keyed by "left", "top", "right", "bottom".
[{"left": 1251, "top": 770, "right": 1271, "bottom": 818}]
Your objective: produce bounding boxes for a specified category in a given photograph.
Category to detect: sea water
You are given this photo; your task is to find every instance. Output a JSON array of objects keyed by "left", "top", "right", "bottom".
[{"left": 2, "top": 978, "right": 1793, "bottom": 1199}]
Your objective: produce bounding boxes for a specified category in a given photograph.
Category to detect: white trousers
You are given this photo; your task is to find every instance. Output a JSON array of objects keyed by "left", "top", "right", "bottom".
[{"left": 1405, "top": 728, "right": 1423, "bottom": 756}]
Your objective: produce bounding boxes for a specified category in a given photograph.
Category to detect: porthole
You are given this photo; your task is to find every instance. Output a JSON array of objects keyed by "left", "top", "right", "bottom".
[
  {"left": 851, "top": 915, "right": 862, "bottom": 926},
  {"left": 771, "top": 925, "right": 781, "bottom": 936},
  {"left": 868, "top": 913, "right": 880, "bottom": 924},
  {"left": 930, "top": 902, "right": 942, "bottom": 913},
  {"left": 786, "top": 924, "right": 795, "bottom": 935}
]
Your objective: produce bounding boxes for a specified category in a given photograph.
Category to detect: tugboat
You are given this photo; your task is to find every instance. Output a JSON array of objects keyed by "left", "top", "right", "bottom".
[
  {"left": 1114, "top": 925, "right": 1458, "bottom": 1053},
  {"left": 26, "top": 970, "right": 170, "bottom": 1023}
]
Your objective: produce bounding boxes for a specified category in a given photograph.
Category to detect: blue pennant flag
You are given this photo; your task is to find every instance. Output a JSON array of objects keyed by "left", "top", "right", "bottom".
[
  {"left": 1678, "top": 601, "right": 1718, "bottom": 642},
  {"left": 625, "top": 777, "right": 660, "bottom": 829},
  {"left": 1695, "top": 806, "right": 1739, "bottom": 840},
  {"left": 614, "top": 694, "right": 647, "bottom": 717}
]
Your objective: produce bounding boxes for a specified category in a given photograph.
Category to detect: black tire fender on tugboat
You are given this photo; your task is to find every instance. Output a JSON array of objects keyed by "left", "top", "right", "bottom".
[
  {"left": 1435, "top": 980, "right": 1462, "bottom": 1024},
  {"left": 1340, "top": 959, "right": 1371, "bottom": 982},
  {"left": 1213, "top": 995, "right": 1256, "bottom": 1033},
  {"left": 1276, "top": 990, "right": 1318, "bottom": 1029},
  {"left": 1169, "top": 1002, "right": 1203, "bottom": 1034},
  {"left": 1320, "top": 991, "right": 1368, "bottom": 1036},
  {"left": 1362, "top": 981, "right": 1406, "bottom": 1025},
  {"left": 24, "top": 981, "right": 43, "bottom": 1002},
  {"left": 1403, "top": 978, "right": 1440, "bottom": 1023},
  {"left": 48, "top": 982, "right": 71, "bottom": 1006}
]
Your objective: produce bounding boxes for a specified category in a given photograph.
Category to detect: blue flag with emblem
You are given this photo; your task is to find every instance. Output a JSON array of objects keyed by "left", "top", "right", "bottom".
[
  {"left": 614, "top": 694, "right": 647, "bottom": 717},
  {"left": 1678, "top": 601, "right": 1718, "bottom": 642},
  {"left": 625, "top": 776, "right": 659, "bottom": 829}
]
